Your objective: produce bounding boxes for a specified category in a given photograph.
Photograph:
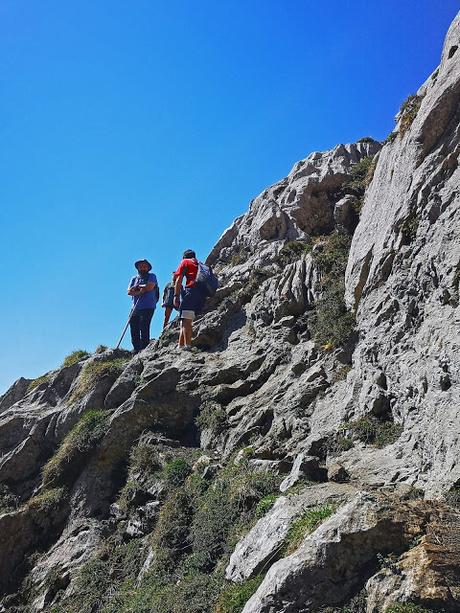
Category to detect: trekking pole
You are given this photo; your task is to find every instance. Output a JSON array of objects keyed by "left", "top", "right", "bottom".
[{"left": 115, "top": 298, "right": 139, "bottom": 350}]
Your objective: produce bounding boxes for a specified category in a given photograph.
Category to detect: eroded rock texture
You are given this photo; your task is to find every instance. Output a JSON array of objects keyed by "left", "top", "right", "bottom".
[{"left": 0, "top": 13, "right": 459, "bottom": 613}]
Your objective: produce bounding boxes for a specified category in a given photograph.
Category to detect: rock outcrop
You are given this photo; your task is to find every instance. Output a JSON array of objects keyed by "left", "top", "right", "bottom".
[{"left": 0, "top": 12, "right": 459, "bottom": 613}]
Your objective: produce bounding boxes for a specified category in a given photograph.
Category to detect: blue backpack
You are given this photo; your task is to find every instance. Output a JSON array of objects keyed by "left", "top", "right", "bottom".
[{"left": 195, "top": 262, "right": 219, "bottom": 297}]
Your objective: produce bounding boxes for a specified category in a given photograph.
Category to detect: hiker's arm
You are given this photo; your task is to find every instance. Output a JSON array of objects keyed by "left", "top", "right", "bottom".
[
  {"left": 127, "top": 281, "right": 140, "bottom": 296},
  {"left": 139, "top": 281, "right": 156, "bottom": 293},
  {"left": 173, "top": 274, "right": 184, "bottom": 308}
]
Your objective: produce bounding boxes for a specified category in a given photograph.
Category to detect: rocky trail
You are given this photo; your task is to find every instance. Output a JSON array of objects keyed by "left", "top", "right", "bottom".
[{"left": 1, "top": 13, "right": 459, "bottom": 613}]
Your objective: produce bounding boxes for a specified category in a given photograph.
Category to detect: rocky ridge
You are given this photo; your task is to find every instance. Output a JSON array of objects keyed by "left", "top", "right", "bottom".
[{"left": 0, "top": 13, "right": 459, "bottom": 613}]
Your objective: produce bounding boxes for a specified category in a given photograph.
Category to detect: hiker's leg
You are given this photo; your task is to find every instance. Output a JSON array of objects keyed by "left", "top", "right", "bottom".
[
  {"left": 178, "top": 320, "right": 186, "bottom": 347},
  {"left": 139, "top": 309, "right": 154, "bottom": 349},
  {"left": 183, "top": 318, "right": 193, "bottom": 346},
  {"left": 130, "top": 313, "right": 141, "bottom": 351},
  {"left": 163, "top": 307, "right": 173, "bottom": 328}
]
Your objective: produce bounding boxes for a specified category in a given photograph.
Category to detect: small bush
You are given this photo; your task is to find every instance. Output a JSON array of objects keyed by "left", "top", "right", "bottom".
[
  {"left": 162, "top": 458, "right": 192, "bottom": 488},
  {"left": 384, "top": 132, "right": 397, "bottom": 144},
  {"left": 334, "top": 435, "right": 354, "bottom": 452},
  {"left": 28, "top": 373, "right": 51, "bottom": 392},
  {"left": 445, "top": 486, "right": 460, "bottom": 509},
  {"left": 374, "top": 422, "right": 404, "bottom": 448},
  {"left": 42, "top": 410, "right": 108, "bottom": 486},
  {"left": 129, "top": 441, "right": 161, "bottom": 476},
  {"left": 357, "top": 136, "right": 375, "bottom": 143},
  {"left": 343, "top": 416, "right": 403, "bottom": 448},
  {"left": 398, "top": 94, "right": 423, "bottom": 136},
  {"left": 346, "top": 156, "right": 375, "bottom": 192},
  {"left": 284, "top": 505, "right": 335, "bottom": 554},
  {"left": 278, "top": 240, "right": 312, "bottom": 266},
  {"left": 150, "top": 490, "right": 193, "bottom": 571},
  {"left": 216, "top": 575, "right": 264, "bottom": 613},
  {"left": 312, "top": 233, "right": 351, "bottom": 278},
  {"left": 61, "top": 350, "right": 89, "bottom": 369},
  {"left": 401, "top": 213, "right": 419, "bottom": 243},
  {"left": 310, "top": 279, "right": 355, "bottom": 347},
  {"left": 95, "top": 344, "right": 108, "bottom": 354},
  {"left": 310, "top": 232, "right": 355, "bottom": 347},
  {"left": 255, "top": 494, "right": 278, "bottom": 518},
  {"left": 196, "top": 403, "right": 228, "bottom": 434}
]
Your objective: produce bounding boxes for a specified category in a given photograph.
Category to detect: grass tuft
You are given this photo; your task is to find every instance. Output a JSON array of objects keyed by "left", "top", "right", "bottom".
[
  {"left": 398, "top": 94, "right": 423, "bottom": 137},
  {"left": 42, "top": 410, "right": 108, "bottom": 486},
  {"left": 284, "top": 505, "right": 335, "bottom": 554},
  {"left": 70, "top": 357, "right": 129, "bottom": 401},
  {"left": 61, "top": 350, "right": 90, "bottom": 369},
  {"left": 216, "top": 575, "right": 264, "bottom": 613},
  {"left": 28, "top": 373, "right": 52, "bottom": 392}
]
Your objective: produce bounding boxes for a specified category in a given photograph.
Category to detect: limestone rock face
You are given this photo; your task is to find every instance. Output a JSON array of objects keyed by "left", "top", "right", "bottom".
[
  {"left": 344, "top": 12, "right": 460, "bottom": 494},
  {"left": 0, "top": 12, "right": 459, "bottom": 613}
]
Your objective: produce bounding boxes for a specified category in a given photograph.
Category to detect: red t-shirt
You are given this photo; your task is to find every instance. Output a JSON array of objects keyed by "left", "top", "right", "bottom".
[{"left": 175, "top": 258, "right": 198, "bottom": 288}]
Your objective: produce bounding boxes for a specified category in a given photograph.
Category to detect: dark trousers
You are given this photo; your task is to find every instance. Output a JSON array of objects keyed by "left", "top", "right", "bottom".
[{"left": 130, "top": 308, "right": 154, "bottom": 351}]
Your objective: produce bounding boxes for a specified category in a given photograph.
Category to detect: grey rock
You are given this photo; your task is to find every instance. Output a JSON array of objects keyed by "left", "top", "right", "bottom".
[{"left": 225, "top": 483, "right": 354, "bottom": 583}]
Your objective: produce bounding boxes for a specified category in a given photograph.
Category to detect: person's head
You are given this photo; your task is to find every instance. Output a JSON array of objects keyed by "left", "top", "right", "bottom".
[
  {"left": 135, "top": 259, "right": 152, "bottom": 274},
  {"left": 183, "top": 249, "right": 196, "bottom": 259}
]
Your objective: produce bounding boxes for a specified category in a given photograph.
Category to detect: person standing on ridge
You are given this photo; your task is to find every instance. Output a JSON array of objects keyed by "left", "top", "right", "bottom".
[
  {"left": 127, "top": 259, "right": 158, "bottom": 354},
  {"left": 173, "top": 249, "right": 206, "bottom": 349}
]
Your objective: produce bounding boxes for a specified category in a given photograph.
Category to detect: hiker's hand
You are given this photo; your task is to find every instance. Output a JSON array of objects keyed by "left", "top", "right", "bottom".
[{"left": 173, "top": 295, "right": 180, "bottom": 309}]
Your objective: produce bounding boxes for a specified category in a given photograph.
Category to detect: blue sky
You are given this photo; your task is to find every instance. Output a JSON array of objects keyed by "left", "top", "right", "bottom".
[{"left": 1, "top": 0, "right": 458, "bottom": 393}]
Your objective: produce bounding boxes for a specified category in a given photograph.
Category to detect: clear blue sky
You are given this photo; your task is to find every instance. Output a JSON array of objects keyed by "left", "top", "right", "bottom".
[{"left": 1, "top": 0, "right": 458, "bottom": 393}]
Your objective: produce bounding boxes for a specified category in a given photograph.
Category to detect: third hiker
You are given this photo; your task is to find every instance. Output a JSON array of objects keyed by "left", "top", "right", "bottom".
[{"left": 173, "top": 249, "right": 206, "bottom": 349}]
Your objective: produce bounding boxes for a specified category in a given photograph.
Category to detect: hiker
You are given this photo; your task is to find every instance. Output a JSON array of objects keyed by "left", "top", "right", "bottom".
[
  {"left": 173, "top": 249, "right": 206, "bottom": 349},
  {"left": 162, "top": 272, "right": 179, "bottom": 329},
  {"left": 127, "top": 259, "right": 158, "bottom": 353}
]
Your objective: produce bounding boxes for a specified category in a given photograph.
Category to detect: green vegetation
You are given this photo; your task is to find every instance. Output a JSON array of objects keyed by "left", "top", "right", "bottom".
[
  {"left": 277, "top": 240, "right": 312, "bottom": 266},
  {"left": 0, "top": 484, "right": 19, "bottom": 513},
  {"left": 445, "top": 486, "right": 460, "bottom": 509},
  {"left": 61, "top": 350, "right": 90, "bottom": 369},
  {"left": 401, "top": 213, "right": 419, "bottom": 243},
  {"left": 309, "top": 232, "right": 355, "bottom": 347},
  {"left": 216, "top": 575, "right": 264, "bottom": 613},
  {"left": 341, "top": 416, "right": 403, "bottom": 448},
  {"left": 95, "top": 345, "right": 108, "bottom": 354},
  {"left": 334, "top": 435, "right": 354, "bottom": 453},
  {"left": 25, "top": 487, "right": 66, "bottom": 513},
  {"left": 384, "top": 131, "right": 397, "bottom": 145},
  {"left": 70, "top": 357, "right": 129, "bottom": 401},
  {"left": 346, "top": 156, "right": 376, "bottom": 192},
  {"left": 284, "top": 505, "right": 335, "bottom": 554},
  {"left": 398, "top": 94, "right": 423, "bottom": 137},
  {"left": 255, "top": 493, "right": 278, "bottom": 518},
  {"left": 196, "top": 403, "right": 228, "bottom": 434},
  {"left": 386, "top": 604, "right": 434, "bottom": 613},
  {"left": 162, "top": 458, "right": 192, "bottom": 488},
  {"left": 28, "top": 373, "right": 52, "bottom": 392},
  {"left": 42, "top": 410, "right": 108, "bottom": 486},
  {"left": 57, "top": 458, "right": 280, "bottom": 613}
]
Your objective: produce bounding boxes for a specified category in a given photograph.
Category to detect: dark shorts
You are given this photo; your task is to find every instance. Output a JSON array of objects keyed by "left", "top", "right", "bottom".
[{"left": 180, "top": 285, "right": 206, "bottom": 318}]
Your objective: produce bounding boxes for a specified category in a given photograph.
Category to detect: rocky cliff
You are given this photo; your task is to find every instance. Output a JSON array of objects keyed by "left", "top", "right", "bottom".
[{"left": 1, "top": 13, "right": 459, "bottom": 613}]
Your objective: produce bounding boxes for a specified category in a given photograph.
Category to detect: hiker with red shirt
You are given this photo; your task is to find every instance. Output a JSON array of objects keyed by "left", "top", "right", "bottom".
[{"left": 173, "top": 249, "right": 206, "bottom": 349}]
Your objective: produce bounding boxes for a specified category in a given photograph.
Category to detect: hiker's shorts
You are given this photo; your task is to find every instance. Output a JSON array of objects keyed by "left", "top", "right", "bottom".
[
  {"left": 180, "top": 309, "right": 196, "bottom": 320},
  {"left": 180, "top": 286, "right": 205, "bottom": 320}
]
